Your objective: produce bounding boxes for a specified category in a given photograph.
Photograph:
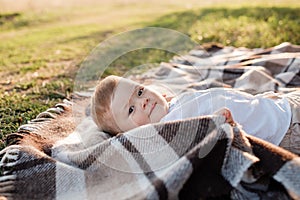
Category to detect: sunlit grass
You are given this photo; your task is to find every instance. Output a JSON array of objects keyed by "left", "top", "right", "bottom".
[{"left": 189, "top": 7, "right": 300, "bottom": 48}]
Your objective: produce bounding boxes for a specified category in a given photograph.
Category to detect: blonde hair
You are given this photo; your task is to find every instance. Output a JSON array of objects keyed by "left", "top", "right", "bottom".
[{"left": 91, "top": 75, "right": 121, "bottom": 135}]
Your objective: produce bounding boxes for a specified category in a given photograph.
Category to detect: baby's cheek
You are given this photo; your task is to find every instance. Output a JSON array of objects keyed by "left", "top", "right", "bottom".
[
  {"left": 132, "top": 115, "right": 151, "bottom": 126},
  {"left": 150, "top": 105, "right": 168, "bottom": 123}
]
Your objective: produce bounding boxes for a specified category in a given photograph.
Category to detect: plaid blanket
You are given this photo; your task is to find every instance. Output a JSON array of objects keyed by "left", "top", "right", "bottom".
[{"left": 1, "top": 42, "right": 300, "bottom": 200}]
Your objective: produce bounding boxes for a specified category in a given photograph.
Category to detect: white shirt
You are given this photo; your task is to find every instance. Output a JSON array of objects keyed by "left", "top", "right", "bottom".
[{"left": 161, "top": 88, "right": 291, "bottom": 145}]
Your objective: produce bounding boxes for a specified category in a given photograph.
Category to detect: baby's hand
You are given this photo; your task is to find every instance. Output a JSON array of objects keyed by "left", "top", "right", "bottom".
[{"left": 214, "top": 107, "right": 235, "bottom": 126}]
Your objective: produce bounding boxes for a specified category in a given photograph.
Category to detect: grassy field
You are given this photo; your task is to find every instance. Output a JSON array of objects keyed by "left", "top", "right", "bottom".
[{"left": 0, "top": 0, "right": 300, "bottom": 149}]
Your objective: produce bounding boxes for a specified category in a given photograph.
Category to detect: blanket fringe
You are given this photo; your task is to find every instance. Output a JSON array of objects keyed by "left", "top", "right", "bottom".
[{"left": 4, "top": 100, "right": 73, "bottom": 147}]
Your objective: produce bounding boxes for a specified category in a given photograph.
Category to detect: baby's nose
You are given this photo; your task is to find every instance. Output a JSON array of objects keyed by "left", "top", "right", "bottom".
[{"left": 142, "top": 98, "right": 149, "bottom": 109}]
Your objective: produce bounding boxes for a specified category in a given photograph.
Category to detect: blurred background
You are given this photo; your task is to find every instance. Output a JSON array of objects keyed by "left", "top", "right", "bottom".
[{"left": 0, "top": 0, "right": 300, "bottom": 148}]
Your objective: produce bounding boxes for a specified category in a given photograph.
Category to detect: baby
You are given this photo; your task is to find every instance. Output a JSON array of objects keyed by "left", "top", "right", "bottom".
[{"left": 91, "top": 75, "right": 300, "bottom": 155}]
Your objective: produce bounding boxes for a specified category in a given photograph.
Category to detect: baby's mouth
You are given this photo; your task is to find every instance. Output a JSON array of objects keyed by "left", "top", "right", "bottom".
[{"left": 149, "top": 102, "right": 157, "bottom": 116}]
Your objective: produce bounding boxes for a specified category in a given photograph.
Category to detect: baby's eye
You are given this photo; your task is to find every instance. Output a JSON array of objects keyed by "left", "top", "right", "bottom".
[
  {"left": 129, "top": 106, "right": 134, "bottom": 115},
  {"left": 138, "top": 88, "right": 144, "bottom": 96}
]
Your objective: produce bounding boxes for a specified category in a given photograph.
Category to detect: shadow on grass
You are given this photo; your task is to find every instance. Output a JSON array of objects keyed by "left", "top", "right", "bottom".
[{"left": 0, "top": 13, "right": 20, "bottom": 25}]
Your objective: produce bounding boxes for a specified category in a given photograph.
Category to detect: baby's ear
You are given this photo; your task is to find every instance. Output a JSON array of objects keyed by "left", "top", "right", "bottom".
[{"left": 214, "top": 107, "right": 235, "bottom": 125}]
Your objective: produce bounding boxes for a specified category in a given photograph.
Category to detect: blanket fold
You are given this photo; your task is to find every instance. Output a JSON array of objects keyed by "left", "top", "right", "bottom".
[{"left": 1, "top": 42, "right": 300, "bottom": 200}]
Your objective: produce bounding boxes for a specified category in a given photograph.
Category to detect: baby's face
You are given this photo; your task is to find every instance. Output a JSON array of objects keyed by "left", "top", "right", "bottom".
[{"left": 111, "top": 78, "right": 169, "bottom": 132}]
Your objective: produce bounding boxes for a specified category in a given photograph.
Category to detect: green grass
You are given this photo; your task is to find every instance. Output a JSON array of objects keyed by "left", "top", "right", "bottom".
[
  {"left": 1, "top": 0, "right": 300, "bottom": 149},
  {"left": 0, "top": 92, "right": 53, "bottom": 149},
  {"left": 150, "top": 7, "right": 300, "bottom": 48}
]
